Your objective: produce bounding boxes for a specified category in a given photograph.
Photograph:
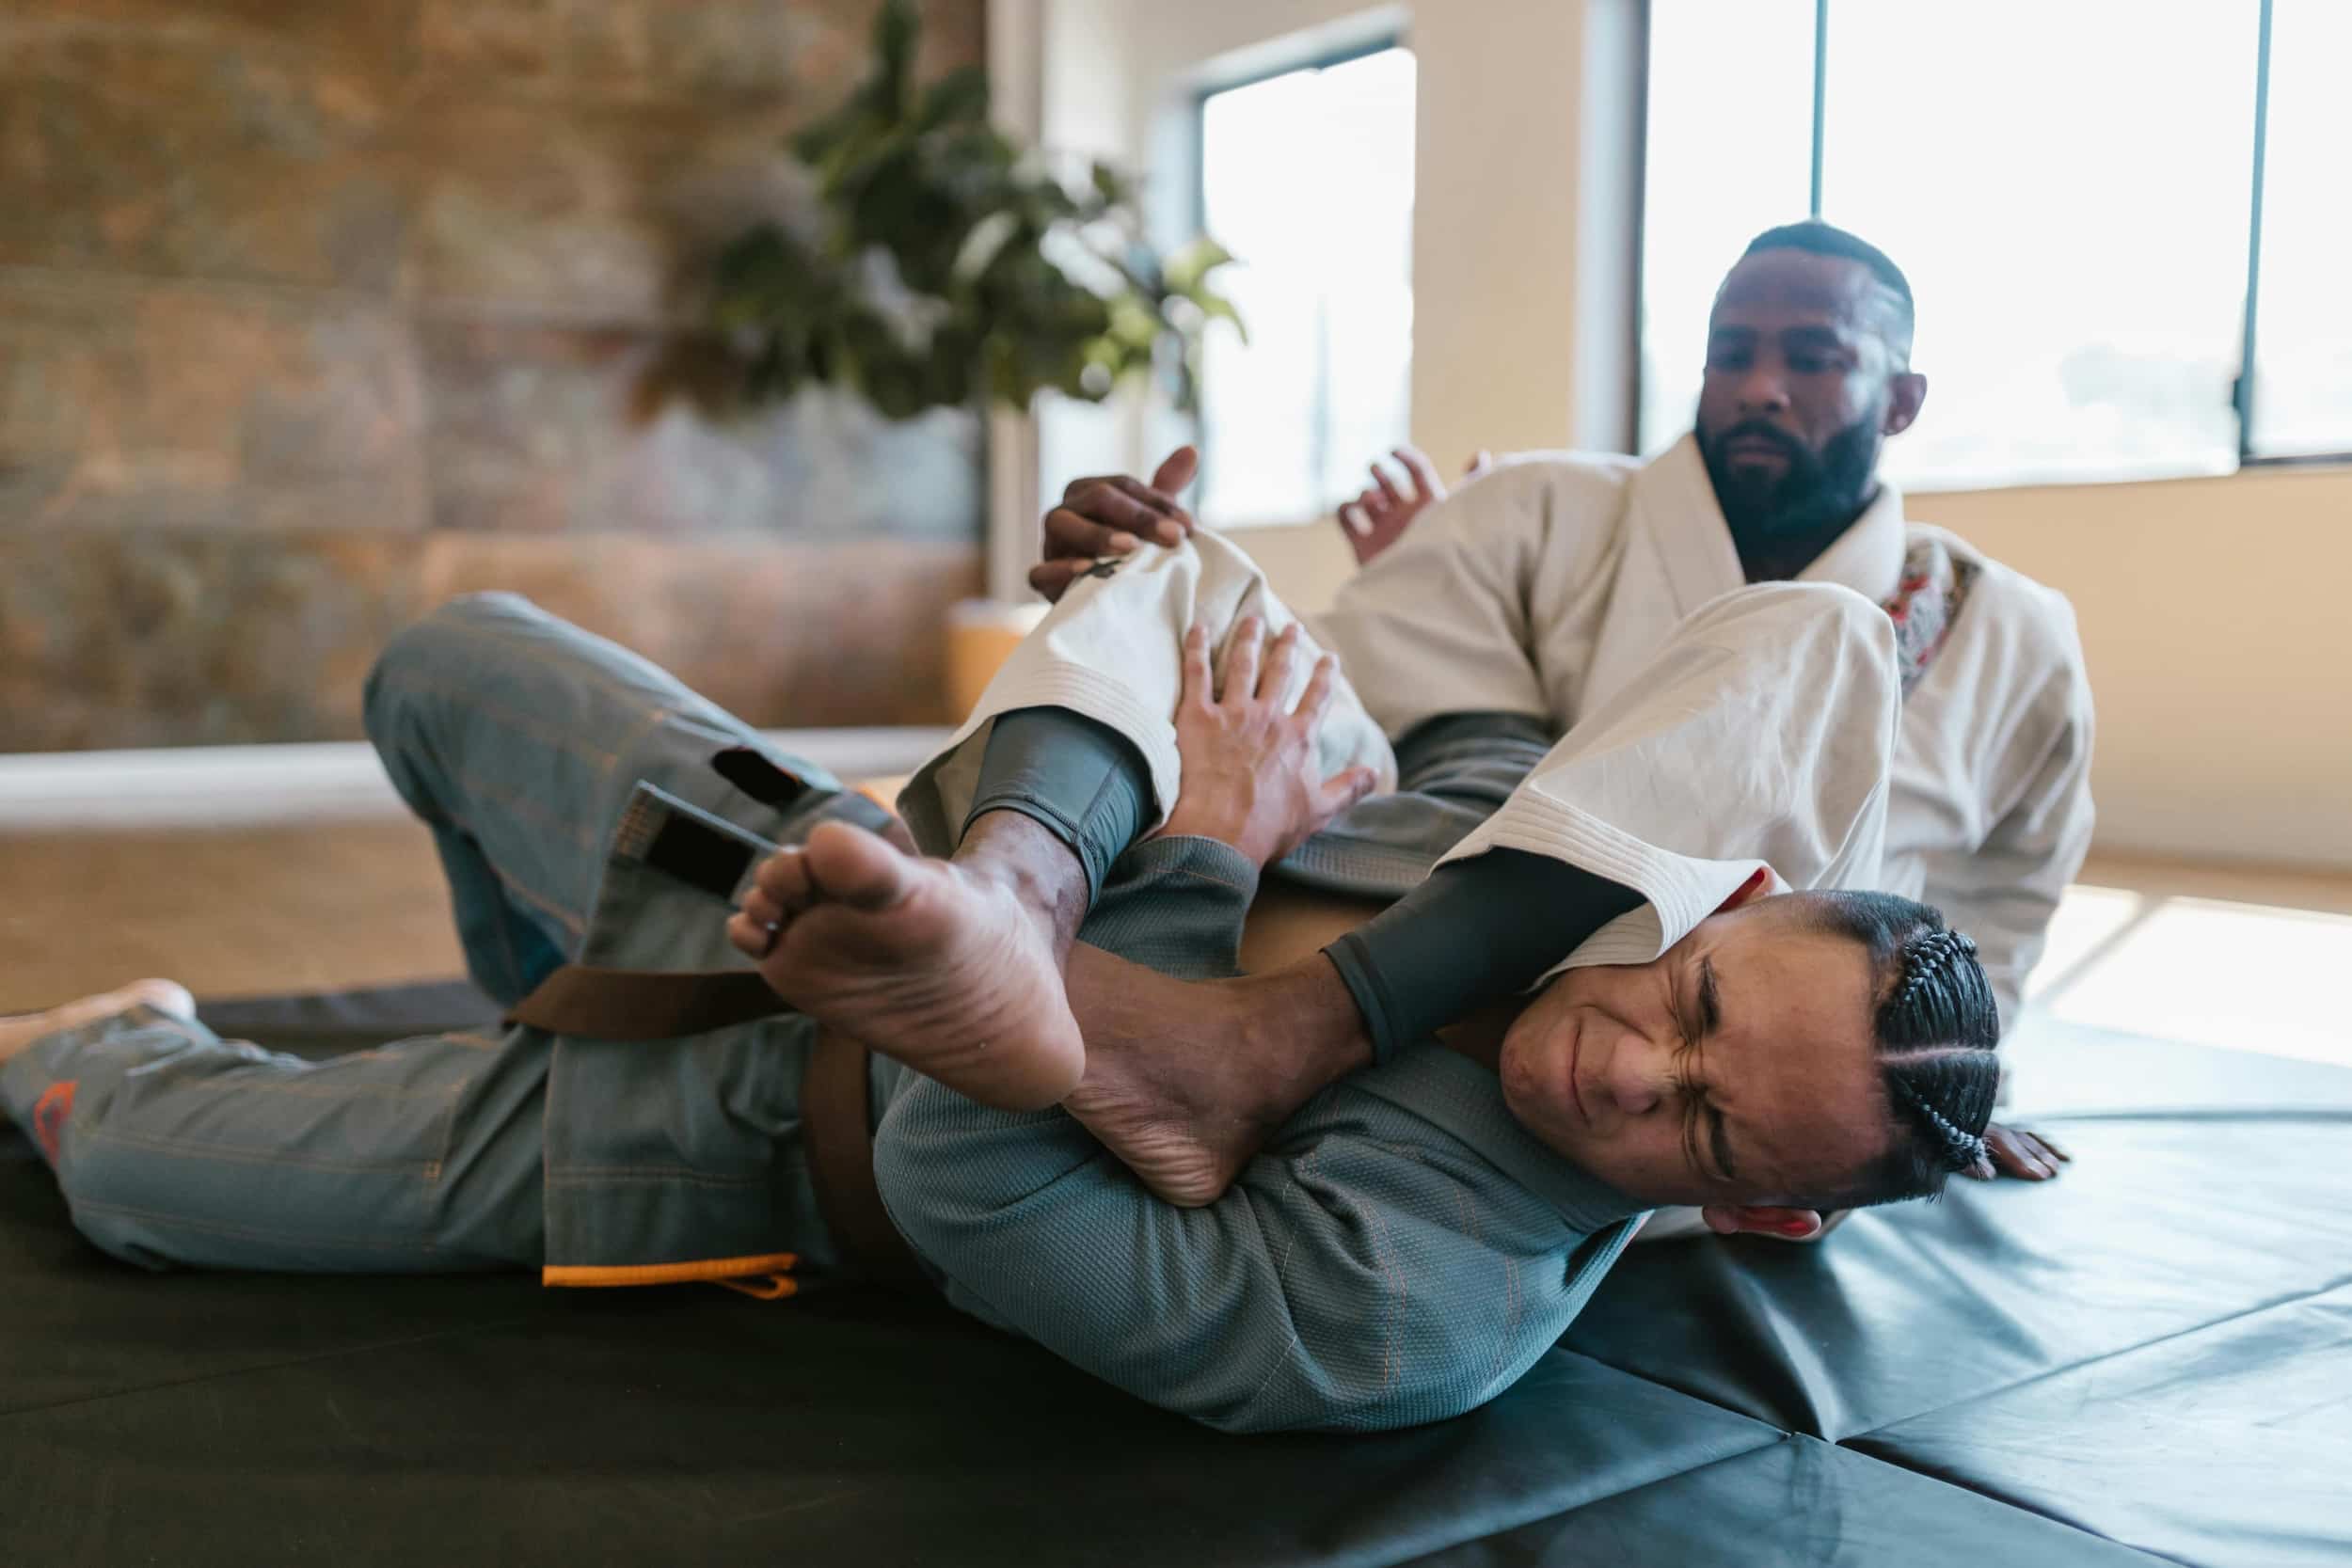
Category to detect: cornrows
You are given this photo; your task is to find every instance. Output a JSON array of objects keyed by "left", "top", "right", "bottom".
[
  {"left": 1890, "top": 928, "right": 1978, "bottom": 1014},
  {"left": 1879, "top": 926, "right": 1998, "bottom": 1177},
  {"left": 1888, "top": 1072, "right": 1991, "bottom": 1175}
]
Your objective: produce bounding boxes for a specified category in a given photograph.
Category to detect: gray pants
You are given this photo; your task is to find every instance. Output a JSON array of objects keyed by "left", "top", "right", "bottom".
[{"left": 1, "top": 594, "right": 830, "bottom": 1274}]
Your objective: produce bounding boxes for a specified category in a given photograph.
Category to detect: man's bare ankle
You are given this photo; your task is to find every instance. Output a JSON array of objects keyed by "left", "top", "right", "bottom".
[
  {"left": 1228, "top": 957, "right": 1375, "bottom": 1117},
  {"left": 954, "top": 809, "right": 1091, "bottom": 954}
]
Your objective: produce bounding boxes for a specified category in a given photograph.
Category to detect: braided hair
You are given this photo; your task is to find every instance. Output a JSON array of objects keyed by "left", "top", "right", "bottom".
[{"left": 1797, "top": 893, "right": 2003, "bottom": 1207}]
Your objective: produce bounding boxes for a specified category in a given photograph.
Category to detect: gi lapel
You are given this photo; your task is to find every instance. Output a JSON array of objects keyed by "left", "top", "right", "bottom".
[
  {"left": 1580, "top": 435, "right": 1744, "bottom": 712},
  {"left": 1799, "top": 479, "right": 1909, "bottom": 603}
]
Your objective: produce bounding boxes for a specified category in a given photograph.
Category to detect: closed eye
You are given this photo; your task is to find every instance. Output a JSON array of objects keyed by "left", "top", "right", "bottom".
[{"left": 1672, "top": 1038, "right": 1738, "bottom": 1185}]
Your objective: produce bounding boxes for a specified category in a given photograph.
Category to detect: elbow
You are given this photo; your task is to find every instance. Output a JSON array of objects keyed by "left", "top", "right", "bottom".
[{"left": 1195, "top": 1335, "right": 1508, "bottom": 1436}]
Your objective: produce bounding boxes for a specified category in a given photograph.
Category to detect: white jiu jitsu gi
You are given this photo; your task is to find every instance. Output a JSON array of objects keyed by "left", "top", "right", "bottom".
[
  {"left": 1314, "top": 434, "right": 2096, "bottom": 1030},
  {"left": 901, "top": 527, "right": 1902, "bottom": 995}
]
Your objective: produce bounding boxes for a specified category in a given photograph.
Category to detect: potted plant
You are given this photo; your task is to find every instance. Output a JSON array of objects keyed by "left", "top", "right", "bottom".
[{"left": 693, "top": 0, "right": 1242, "bottom": 424}]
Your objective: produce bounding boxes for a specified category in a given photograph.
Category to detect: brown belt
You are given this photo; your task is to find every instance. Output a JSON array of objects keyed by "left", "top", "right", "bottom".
[{"left": 507, "top": 965, "right": 929, "bottom": 1290}]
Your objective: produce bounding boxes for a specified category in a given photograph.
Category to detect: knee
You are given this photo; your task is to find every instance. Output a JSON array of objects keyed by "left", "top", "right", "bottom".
[
  {"left": 1714, "top": 578, "right": 1879, "bottom": 626},
  {"left": 1704, "top": 580, "right": 1896, "bottom": 677},
  {"left": 363, "top": 593, "right": 548, "bottom": 749}
]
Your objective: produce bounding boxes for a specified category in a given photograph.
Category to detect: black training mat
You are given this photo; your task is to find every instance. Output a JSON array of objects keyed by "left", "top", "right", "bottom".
[{"left": 3, "top": 989, "right": 2345, "bottom": 1566}]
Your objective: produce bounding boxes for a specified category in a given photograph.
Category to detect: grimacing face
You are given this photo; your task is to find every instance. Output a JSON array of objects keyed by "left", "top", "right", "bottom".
[{"left": 1497, "top": 896, "right": 1892, "bottom": 1209}]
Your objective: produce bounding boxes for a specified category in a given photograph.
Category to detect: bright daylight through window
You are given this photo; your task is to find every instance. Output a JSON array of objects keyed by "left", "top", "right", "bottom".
[
  {"left": 1196, "top": 46, "right": 1416, "bottom": 526},
  {"left": 1642, "top": 0, "right": 2348, "bottom": 489}
]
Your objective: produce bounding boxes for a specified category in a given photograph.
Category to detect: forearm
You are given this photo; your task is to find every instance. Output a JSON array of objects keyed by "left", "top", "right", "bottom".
[{"left": 1324, "top": 850, "right": 1642, "bottom": 1066}]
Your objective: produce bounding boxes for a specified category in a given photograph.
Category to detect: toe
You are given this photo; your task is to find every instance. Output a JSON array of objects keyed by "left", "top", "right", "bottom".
[
  {"left": 725, "top": 910, "right": 779, "bottom": 959},
  {"left": 801, "top": 821, "right": 917, "bottom": 912},
  {"left": 753, "top": 847, "right": 819, "bottom": 911},
  {"left": 138, "top": 980, "right": 196, "bottom": 1021},
  {"left": 739, "top": 886, "right": 787, "bottom": 928}
]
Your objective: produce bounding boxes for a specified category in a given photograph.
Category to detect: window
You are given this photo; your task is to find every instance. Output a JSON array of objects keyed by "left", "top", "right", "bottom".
[
  {"left": 2247, "top": 0, "right": 2352, "bottom": 459},
  {"left": 1640, "top": 0, "right": 2350, "bottom": 489},
  {"left": 1196, "top": 46, "right": 1416, "bottom": 526}
]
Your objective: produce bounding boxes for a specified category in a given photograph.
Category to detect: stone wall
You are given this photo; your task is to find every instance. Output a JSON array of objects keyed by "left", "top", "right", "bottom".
[{"left": 0, "top": 0, "right": 988, "bottom": 752}]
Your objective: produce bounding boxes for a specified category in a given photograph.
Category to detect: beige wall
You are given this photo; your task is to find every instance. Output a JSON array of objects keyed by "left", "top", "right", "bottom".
[{"left": 1915, "top": 467, "right": 2352, "bottom": 870}]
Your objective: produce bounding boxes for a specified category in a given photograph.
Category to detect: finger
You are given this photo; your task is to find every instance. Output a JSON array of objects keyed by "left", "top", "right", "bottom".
[
  {"left": 1106, "top": 477, "right": 1193, "bottom": 546},
  {"left": 1062, "top": 481, "right": 1177, "bottom": 542},
  {"left": 1984, "top": 1132, "right": 2052, "bottom": 1181},
  {"left": 1338, "top": 501, "right": 1371, "bottom": 538},
  {"left": 1042, "top": 504, "right": 1131, "bottom": 562},
  {"left": 1317, "top": 765, "right": 1378, "bottom": 814},
  {"left": 1216, "top": 616, "right": 1263, "bottom": 705},
  {"left": 1291, "top": 767, "right": 1379, "bottom": 854},
  {"left": 1465, "top": 449, "right": 1494, "bottom": 478},
  {"left": 1149, "top": 445, "right": 1200, "bottom": 500},
  {"left": 2000, "top": 1125, "right": 2064, "bottom": 1175},
  {"left": 1391, "top": 445, "right": 1442, "bottom": 502},
  {"left": 1179, "top": 621, "right": 1214, "bottom": 711},
  {"left": 1371, "top": 460, "right": 1406, "bottom": 507},
  {"left": 1295, "top": 652, "right": 1340, "bottom": 730},
  {"left": 1027, "top": 558, "right": 1089, "bottom": 602},
  {"left": 1255, "top": 622, "right": 1303, "bottom": 705},
  {"left": 2031, "top": 1130, "right": 2072, "bottom": 1163}
]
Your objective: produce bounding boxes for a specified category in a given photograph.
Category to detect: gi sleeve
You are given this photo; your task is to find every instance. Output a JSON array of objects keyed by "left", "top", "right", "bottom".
[
  {"left": 1919, "top": 626, "right": 2097, "bottom": 1033},
  {"left": 1437, "top": 580, "right": 1903, "bottom": 972},
  {"left": 1314, "top": 461, "right": 1615, "bottom": 738}
]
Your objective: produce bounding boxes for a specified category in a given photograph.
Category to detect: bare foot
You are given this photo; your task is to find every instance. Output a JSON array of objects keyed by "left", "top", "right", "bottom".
[
  {"left": 0, "top": 979, "right": 196, "bottom": 1065},
  {"left": 734, "top": 819, "right": 1086, "bottom": 1111},
  {"left": 1060, "top": 950, "right": 1368, "bottom": 1207}
]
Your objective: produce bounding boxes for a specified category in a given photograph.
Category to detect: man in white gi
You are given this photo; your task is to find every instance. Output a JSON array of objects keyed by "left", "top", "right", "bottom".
[{"left": 1030, "top": 220, "right": 2092, "bottom": 1187}]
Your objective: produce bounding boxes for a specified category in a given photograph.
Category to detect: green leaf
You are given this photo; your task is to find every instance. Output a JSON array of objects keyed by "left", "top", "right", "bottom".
[
  {"left": 917, "top": 65, "right": 991, "bottom": 132},
  {"left": 1164, "top": 236, "right": 1237, "bottom": 297},
  {"left": 694, "top": 0, "right": 1246, "bottom": 417},
  {"left": 1200, "top": 293, "right": 1248, "bottom": 346}
]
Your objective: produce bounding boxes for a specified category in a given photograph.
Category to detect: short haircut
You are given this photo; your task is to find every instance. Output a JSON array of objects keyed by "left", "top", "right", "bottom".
[
  {"left": 1787, "top": 890, "right": 2001, "bottom": 1211},
  {"left": 1738, "top": 220, "right": 1917, "bottom": 367}
]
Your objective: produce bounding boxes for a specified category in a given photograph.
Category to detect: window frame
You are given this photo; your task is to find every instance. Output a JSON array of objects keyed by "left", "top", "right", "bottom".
[
  {"left": 1189, "top": 35, "right": 1413, "bottom": 525},
  {"left": 1641, "top": 0, "right": 2350, "bottom": 482}
]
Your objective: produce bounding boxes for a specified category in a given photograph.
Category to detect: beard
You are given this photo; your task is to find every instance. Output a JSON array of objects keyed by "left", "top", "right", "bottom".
[{"left": 1697, "top": 412, "right": 1884, "bottom": 546}]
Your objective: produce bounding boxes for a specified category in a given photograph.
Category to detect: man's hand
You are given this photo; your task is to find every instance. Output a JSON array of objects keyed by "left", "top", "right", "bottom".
[
  {"left": 1029, "top": 447, "right": 1202, "bottom": 604},
  {"left": 1971, "top": 1123, "right": 2072, "bottom": 1180},
  {"left": 1157, "top": 617, "right": 1379, "bottom": 868},
  {"left": 1336, "top": 446, "right": 1492, "bottom": 567}
]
